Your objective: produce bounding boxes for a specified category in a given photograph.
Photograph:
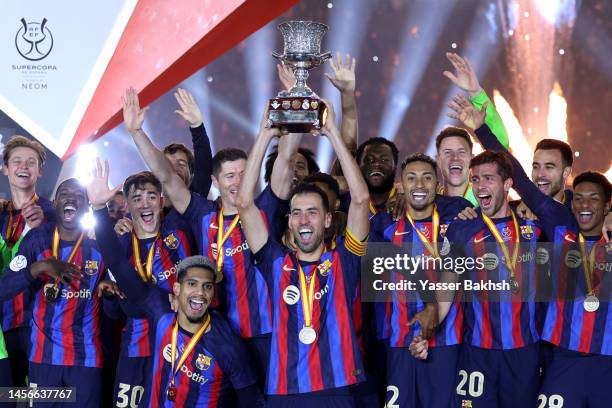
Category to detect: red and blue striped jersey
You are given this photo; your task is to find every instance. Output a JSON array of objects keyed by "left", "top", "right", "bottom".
[
  {"left": 0, "top": 223, "right": 105, "bottom": 367},
  {"left": 538, "top": 227, "right": 612, "bottom": 355},
  {"left": 254, "top": 234, "right": 366, "bottom": 395},
  {"left": 182, "top": 186, "right": 287, "bottom": 338},
  {"left": 148, "top": 313, "right": 256, "bottom": 408},
  {"left": 446, "top": 211, "right": 542, "bottom": 349},
  {"left": 0, "top": 196, "right": 55, "bottom": 332},
  {"left": 112, "top": 222, "right": 193, "bottom": 358},
  {"left": 370, "top": 195, "right": 470, "bottom": 348},
  {"left": 474, "top": 123, "right": 612, "bottom": 355}
]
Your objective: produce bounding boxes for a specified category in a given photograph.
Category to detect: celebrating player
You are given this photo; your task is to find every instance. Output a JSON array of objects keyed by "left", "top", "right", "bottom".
[
  {"left": 0, "top": 178, "right": 119, "bottom": 407},
  {"left": 237, "top": 101, "right": 369, "bottom": 406},
  {"left": 443, "top": 151, "right": 542, "bottom": 407},
  {"left": 0, "top": 135, "right": 55, "bottom": 388},
  {"left": 370, "top": 153, "right": 471, "bottom": 407},
  {"left": 123, "top": 87, "right": 294, "bottom": 387}
]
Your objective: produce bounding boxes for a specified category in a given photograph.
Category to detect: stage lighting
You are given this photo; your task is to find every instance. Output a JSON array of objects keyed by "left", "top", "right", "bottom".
[
  {"left": 74, "top": 144, "right": 97, "bottom": 185},
  {"left": 80, "top": 208, "right": 96, "bottom": 230}
]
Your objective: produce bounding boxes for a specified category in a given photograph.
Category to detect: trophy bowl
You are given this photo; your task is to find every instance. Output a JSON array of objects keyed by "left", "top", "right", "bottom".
[{"left": 268, "top": 21, "right": 331, "bottom": 133}]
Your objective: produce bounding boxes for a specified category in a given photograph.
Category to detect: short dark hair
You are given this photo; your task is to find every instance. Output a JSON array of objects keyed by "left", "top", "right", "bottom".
[
  {"left": 289, "top": 183, "right": 330, "bottom": 213},
  {"left": 534, "top": 139, "right": 574, "bottom": 168},
  {"left": 435, "top": 126, "right": 474, "bottom": 152},
  {"left": 163, "top": 143, "right": 195, "bottom": 175},
  {"left": 573, "top": 171, "right": 611, "bottom": 202},
  {"left": 123, "top": 171, "right": 162, "bottom": 197},
  {"left": 263, "top": 146, "right": 319, "bottom": 183},
  {"left": 176, "top": 255, "right": 217, "bottom": 283},
  {"left": 355, "top": 137, "right": 399, "bottom": 167},
  {"left": 212, "top": 148, "right": 247, "bottom": 177},
  {"left": 401, "top": 153, "right": 438, "bottom": 175},
  {"left": 3, "top": 135, "right": 47, "bottom": 167},
  {"left": 303, "top": 172, "right": 340, "bottom": 200},
  {"left": 470, "top": 151, "right": 513, "bottom": 181}
]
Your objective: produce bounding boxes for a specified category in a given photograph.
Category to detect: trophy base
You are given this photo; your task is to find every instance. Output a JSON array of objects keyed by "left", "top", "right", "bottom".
[{"left": 268, "top": 96, "right": 327, "bottom": 133}]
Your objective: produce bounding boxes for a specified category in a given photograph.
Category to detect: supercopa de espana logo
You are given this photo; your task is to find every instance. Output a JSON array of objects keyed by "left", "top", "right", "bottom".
[{"left": 15, "top": 18, "right": 54, "bottom": 61}]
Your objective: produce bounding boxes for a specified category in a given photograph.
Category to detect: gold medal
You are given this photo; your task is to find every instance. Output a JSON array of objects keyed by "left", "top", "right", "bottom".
[
  {"left": 405, "top": 205, "right": 440, "bottom": 258},
  {"left": 215, "top": 210, "right": 240, "bottom": 283},
  {"left": 509, "top": 277, "right": 520, "bottom": 294},
  {"left": 43, "top": 283, "right": 59, "bottom": 303},
  {"left": 482, "top": 212, "right": 520, "bottom": 293}
]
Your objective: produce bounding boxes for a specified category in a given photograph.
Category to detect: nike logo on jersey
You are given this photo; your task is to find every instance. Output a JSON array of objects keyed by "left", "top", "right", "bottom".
[
  {"left": 563, "top": 233, "right": 575, "bottom": 243},
  {"left": 282, "top": 264, "right": 296, "bottom": 272},
  {"left": 394, "top": 230, "right": 411, "bottom": 236},
  {"left": 210, "top": 223, "right": 219, "bottom": 230},
  {"left": 474, "top": 234, "right": 491, "bottom": 243}
]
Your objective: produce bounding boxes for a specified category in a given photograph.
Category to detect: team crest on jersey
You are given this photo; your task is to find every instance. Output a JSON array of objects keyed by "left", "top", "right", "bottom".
[
  {"left": 317, "top": 259, "right": 332, "bottom": 277},
  {"left": 461, "top": 400, "right": 473, "bottom": 408},
  {"left": 419, "top": 225, "right": 430, "bottom": 237},
  {"left": 439, "top": 223, "right": 449, "bottom": 237},
  {"left": 502, "top": 226, "right": 512, "bottom": 240},
  {"left": 164, "top": 233, "right": 179, "bottom": 250},
  {"left": 520, "top": 225, "right": 534, "bottom": 240},
  {"left": 195, "top": 354, "right": 211, "bottom": 371},
  {"left": 210, "top": 243, "right": 218, "bottom": 260},
  {"left": 84, "top": 260, "right": 99, "bottom": 276}
]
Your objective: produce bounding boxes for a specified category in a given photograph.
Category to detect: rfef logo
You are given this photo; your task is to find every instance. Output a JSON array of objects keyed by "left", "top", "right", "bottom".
[{"left": 15, "top": 18, "right": 53, "bottom": 61}]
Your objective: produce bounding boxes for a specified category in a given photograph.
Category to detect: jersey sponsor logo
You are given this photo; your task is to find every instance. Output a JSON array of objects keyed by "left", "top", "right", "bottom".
[
  {"left": 595, "top": 261, "right": 612, "bottom": 272},
  {"left": 156, "top": 260, "right": 180, "bottom": 282},
  {"left": 474, "top": 234, "right": 491, "bottom": 243},
  {"left": 224, "top": 241, "right": 249, "bottom": 257},
  {"left": 535, "top": 247, "right": 549, "bottom": 265},
  {"left": 61, "top": 288, "right": 92, "bottom": 299},
  {"left": 283, "top": 285, "right": 300, "bottom": 305},
  {"left": 520, "top": 225, "right": 534, "bottom": 240},
  {"left": 84, "top": 260, "right": 99, "bottom": 276},
  {"left": 482, "top": 253, "right": 499, "bottom": 270},
  {"left": 195, "top": 353, "right": 211, "bottom": 371},
  {"left": 162, "top": 344, "right": 208, "bottom": 384},
  {"left": 10, "top": 255, "right": 27, "bottom": 271},
  {"left": 163, "top": 233, "right": 179, "bottom": 250},
  {"left": 565, "top": 249, "right": 581, "bottom": 268}
]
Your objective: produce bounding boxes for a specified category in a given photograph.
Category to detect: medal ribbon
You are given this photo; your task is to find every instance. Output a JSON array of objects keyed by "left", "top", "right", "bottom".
[
  {"left": 216, "top": 210, "right": 240, "bottom": 273},
  {"left": 368, "top": 185, "right": 397, "bottom": 216},
  {"left": 405, "top": 205, "right": 439, "bottom": 258},
  {"left": 578, "top": 234, "right": 602, "bottom": 296},
  {"left": 6, "top": 193, "right": 39, "bottom": 244},
  {"left": 169, "top": 313, "right": 211, "bottom": 389},
  {"left": 294, "top": 248, "right": 326, "bottom": 329},
  {"left": 132, "top": 232, "right": 159, "bottom": 282},
  {"left": 482, "top": 211, "right": 520, "bottom": 279},
  {"left": 50, "top": 225, "right": 84, "bottom": 290}
]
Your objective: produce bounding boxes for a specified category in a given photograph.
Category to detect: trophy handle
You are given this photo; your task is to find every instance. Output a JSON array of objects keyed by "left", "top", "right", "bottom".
[
  {"left": 320, "top": 51, "right": 332, "bottom": 62},
  {"left": 272, "top": 51, "right": 284, "bottom": 60}
]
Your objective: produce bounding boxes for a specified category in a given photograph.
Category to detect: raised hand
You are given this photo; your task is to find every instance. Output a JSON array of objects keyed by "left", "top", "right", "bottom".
[
  {"left": 21, "top": 200, "right": 44, "bottom": 229},
  {"left": 114, "top": 217, "right": 133, "bottom": 236},
  {"left": 447, "top": 93, "right": 488, "bottom": 131},
  {"left": 325, "top": 52, "right": 356, "bottom": 93},
  {"left": 312, "top": 99, "right": 340, "bottom": 139},
  {"left": 87, "top": 158, "right": 122, "bottom": 209},
  {"left": 443, "top": 53, "right": 482, "bottom": 96},
  {"left": 31, "top": 258, "right": 82, "bottom": 282},
  {"left": 97, "top": 280, "right": 126, "bottom": 299},
  {"left": 174, "top": 88, "right": 203, "bottom": 127},
  {"left": 277, "top": 63, "right": 295, "bottom": 91},
  {"left": 122, "top": 87, "right": 149, "bottom": 133}
]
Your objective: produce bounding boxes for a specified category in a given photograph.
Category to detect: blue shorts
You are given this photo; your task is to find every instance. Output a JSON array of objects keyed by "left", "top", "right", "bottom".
[
  {"left": 113, "top": 356, "right": 151, "bottom": 408},
  {"left": 267, "top": 386, "right": 355, "bottom": 408},
  {"left": 4, "top": 327, "right": 30, "bottom": 387},
  {"left": 386, "top": 344, "right": 459, "bottom": 408},
  {"left": 539, "top": 347, "right": 612, "bottom": 408},
  {"left": 246, "top": 333, "right": 271, "bottom": 391},
  {"left": 455, "top": 343, "right": 540, "bottom": 408},
  {"left": 29, "top": 362, "right": 102, "bottom": 407},
  {"left": 0, "top": 357, "right": 13, "bottom": 408}
]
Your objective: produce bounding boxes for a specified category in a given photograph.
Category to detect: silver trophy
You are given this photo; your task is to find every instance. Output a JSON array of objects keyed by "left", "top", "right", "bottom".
[{"left": 268, "top": 21, "right": 332, "bottom": 132}]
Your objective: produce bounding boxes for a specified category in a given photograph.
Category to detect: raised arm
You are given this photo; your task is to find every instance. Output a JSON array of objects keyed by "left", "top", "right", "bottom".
[
  {"left": 122, "top": 87, "right": 191, "bottom": 214},
  {"left": 271, "top": 133, "right": 301, "bottom": 199},
  {"left": 236, "top": 108, "right": 282, "bottom": 254},
  {"left": 174, "top": 88, "right": 213, "bottom": 196},
  {"left": 316, "top": 101, "right": 369, "bottom": 240},
  {"left": 444, "top": 53, "right": 509, "bottom": 149},
  {"left": 87, "top": 159, "right": 167, "bottom": 320},
  {"left": 325, "top": 52, "right": 358, "bottom": 151}
]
